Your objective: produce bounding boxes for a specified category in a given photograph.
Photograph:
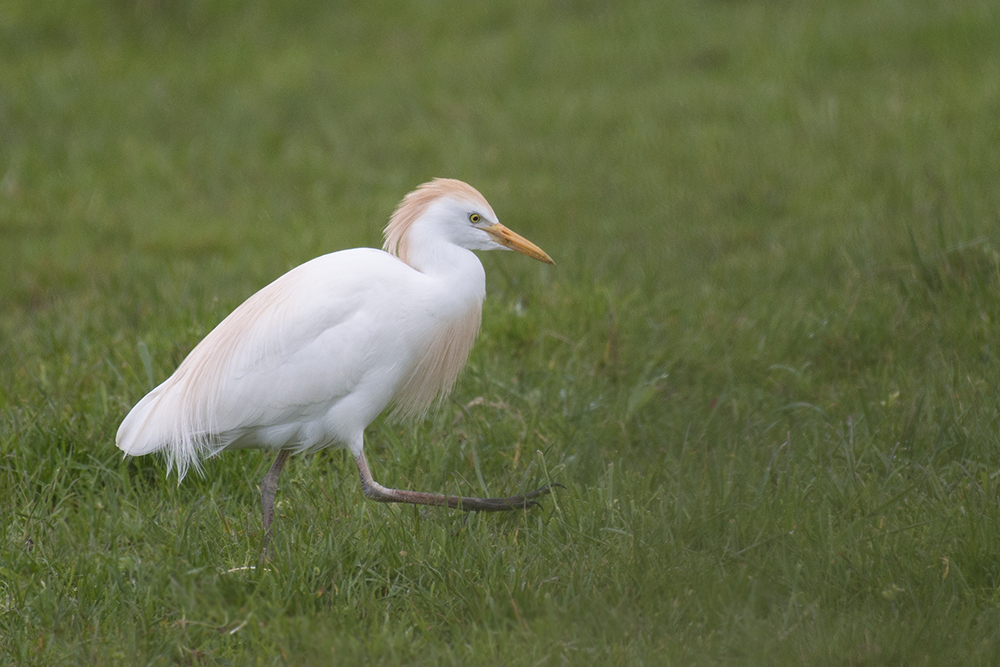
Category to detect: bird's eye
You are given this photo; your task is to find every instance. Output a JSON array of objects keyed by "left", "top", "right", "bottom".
[{"left": 469, "top": 213, "right": 481, "bottom": 224}]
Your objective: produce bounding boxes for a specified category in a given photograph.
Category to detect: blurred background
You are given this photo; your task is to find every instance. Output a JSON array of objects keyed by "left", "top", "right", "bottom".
[{"left": 6, "top": 0, "right": 996, "bottom": 315}]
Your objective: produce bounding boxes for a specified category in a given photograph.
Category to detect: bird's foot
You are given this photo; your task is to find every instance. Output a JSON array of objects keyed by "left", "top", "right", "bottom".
[{"left": 454, "top": 483, "right": 564, "bottom": 512}]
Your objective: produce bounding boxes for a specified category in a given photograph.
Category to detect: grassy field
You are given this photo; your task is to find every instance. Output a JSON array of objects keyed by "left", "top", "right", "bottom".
[{"left": 3, "top": 0, "right": 1000, "bottom": 663}]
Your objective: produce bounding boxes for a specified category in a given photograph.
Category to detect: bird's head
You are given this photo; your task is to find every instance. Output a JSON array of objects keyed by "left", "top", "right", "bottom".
[{"left": 383, "top": 179, "right": 555, "bottom": 267}]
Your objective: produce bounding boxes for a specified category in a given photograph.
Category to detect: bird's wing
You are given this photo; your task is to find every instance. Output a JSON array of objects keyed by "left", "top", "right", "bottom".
[{"left": 116, "top": 249, "right": 424, "bottom": 477}]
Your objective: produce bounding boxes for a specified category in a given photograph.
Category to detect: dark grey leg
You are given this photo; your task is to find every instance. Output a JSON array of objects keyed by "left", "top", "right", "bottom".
[
  {"left": 261, "top": 449, "right": 291, "bottom": 558},
  {"left": 354, "top": 450, "right": 554, "bottom": 512}
]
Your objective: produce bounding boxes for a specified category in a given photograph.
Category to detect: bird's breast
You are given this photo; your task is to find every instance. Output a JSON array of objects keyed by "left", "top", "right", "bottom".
[{"left": 387, "top": 280, "right": 484, "bottom": 421}]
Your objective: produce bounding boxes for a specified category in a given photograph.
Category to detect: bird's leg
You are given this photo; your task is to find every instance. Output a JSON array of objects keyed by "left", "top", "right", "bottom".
[
  {"left": 260, "top": 449, "right": 291, "bottom": 559},
  {"left": 354, "top": 450, "right": 555, "bottom": 512}
]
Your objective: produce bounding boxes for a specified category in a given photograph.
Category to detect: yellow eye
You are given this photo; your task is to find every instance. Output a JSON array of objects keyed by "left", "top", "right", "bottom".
[{"left": 469, "top": 213, "right": 481, "bottom": 224}]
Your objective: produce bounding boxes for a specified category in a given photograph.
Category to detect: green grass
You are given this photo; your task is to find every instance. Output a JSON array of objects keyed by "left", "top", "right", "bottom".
[{"left": 3, "top": 0, "right": 1000, "bottom": 663}]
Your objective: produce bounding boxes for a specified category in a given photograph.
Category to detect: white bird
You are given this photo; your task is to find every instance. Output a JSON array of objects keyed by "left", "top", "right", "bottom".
[{"left": 117, "top": 179, "right": 556, "bottom": 548}]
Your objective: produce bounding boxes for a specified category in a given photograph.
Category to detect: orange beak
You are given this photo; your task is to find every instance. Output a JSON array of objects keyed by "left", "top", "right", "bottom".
[{"left": 484, "top": 223, "right": 555, "bottom": 265}]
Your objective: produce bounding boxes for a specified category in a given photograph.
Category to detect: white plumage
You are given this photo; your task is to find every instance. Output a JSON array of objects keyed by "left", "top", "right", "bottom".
[{"left": 117, "top": 179, "right": 555, "bottom": 549}]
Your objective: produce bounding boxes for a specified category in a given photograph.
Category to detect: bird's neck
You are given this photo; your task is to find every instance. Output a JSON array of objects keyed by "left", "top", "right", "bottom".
[
  {"left": 409, "top": 242, "right": 480, "bottom": 276},
  {"left": 394, "top": 221, "right": 484, "bottom": 283},
  {"left": 390, "top": 213, "right": 488, "bottom": 296}
]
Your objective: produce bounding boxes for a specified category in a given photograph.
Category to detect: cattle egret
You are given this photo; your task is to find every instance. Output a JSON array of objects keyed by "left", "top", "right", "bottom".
[{"left": 117, "top": 179, "right": 556, "bottom": 549}]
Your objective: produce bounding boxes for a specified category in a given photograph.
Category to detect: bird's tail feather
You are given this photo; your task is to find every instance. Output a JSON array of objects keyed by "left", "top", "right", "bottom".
[{"left": 116, "top": 385, "right": 224, "bottom": 481}]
